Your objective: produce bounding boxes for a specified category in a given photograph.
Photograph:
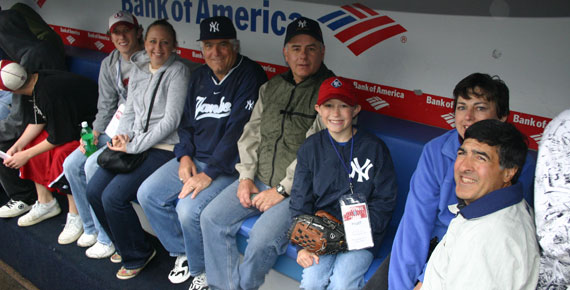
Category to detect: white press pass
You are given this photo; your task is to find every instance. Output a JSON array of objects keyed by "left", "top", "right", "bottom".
[
  {"left": 104, "top": 103, "right": 125, "bottom": 137},
  {"left": 341, "top": 201, "right": 374, "bottom": 251}
]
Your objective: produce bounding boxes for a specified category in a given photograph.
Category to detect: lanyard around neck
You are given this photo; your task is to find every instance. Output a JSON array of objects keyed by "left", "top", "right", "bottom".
[
  {"left": 327, "top": 129, "right": 355, "bottom": 194},
  {"left": 115, "top": 57, "right": 128, "bottom": 100}
]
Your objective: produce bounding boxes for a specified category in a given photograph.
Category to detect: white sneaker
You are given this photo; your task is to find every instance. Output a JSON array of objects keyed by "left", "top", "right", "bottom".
[
  {"left": 58, "top": 213, "right": 84, "bottom": 244},
  {"left": 17, "top": 200, "right": 61, "bottom": 227},
  {"left": 77, "top": 232, "right": 98, "bottom": 247},
  {"left": 0, "top": 199, "right": 32, "bottom": 218},
  {"left": 85, "top": 242, "right": 115, "bottom": 259},
  {"left": 168, "top": 255, "right": 190, "bottom": 284},
  {"left": 189, "top": 273, "right": 208, "bottom": 290}
]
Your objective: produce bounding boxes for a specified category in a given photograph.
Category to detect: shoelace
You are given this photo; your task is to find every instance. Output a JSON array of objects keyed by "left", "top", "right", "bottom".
[
  {"left": 6, "top": 200, "right": 16, "bottom": 208},
  {"left": 30, "top": 201, "right": 40, "bottom": 210},
  {"left": 62, "top": 220, "right": 73, "bottom": 231},
  {"left": 192, "top": 275, "right": 207, "bottom": 287},
  {"left": 62, "top": 216, "right": 80, "bottom": 231}
]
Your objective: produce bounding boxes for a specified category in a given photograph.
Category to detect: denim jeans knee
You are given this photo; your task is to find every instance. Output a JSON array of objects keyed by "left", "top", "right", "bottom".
[
  {"left": 301, "top": 254, "right": 336, "bottom": 290},
  {"left": 63, "top": 148, "right": 94, "bottom": 233},
  {"left": 240, "top": 198, "right": 291, "bottom": 290},
  {"left": 301, "top": 250, "right": 374, "bottom": 290},
  {"left": 65, "top": 134, "right": 112, "bottom": 243},
  {"left": 176, "top": 159, "right": 236, "bottom": 275},
  {"left": 201, "top": 178, "right": 270, "bottom": 290},
  {"left": 137, "top": 158, "right": 185, "bottom": 256}
]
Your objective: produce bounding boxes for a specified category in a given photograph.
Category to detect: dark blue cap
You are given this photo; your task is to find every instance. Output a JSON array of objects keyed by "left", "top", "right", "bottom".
[
  {"left": 198, "top": 16, "right": 237, "bottom": 41},
  {"left": 284, "top": 17, "right": 323, "bottom": 46}
]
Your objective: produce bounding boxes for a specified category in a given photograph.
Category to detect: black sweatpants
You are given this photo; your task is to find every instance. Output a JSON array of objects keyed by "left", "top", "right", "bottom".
[{"left": 0, "top": 140, "right": 36, "bottom": 205}]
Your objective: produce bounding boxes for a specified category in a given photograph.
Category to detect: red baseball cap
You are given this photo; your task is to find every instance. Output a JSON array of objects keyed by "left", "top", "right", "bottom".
[{"left": 317, "top": 76, "right": 357, "bottom": 106}]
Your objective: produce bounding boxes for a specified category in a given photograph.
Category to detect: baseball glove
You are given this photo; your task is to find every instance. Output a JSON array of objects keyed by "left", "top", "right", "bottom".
[{"left": 289, "top": 210, "right": 347, "bottom": 255}]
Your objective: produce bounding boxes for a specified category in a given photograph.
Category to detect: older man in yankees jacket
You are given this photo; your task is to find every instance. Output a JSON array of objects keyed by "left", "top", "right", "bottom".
[{"left": 137, "top": 16, "right": 267, "bottom": 288}]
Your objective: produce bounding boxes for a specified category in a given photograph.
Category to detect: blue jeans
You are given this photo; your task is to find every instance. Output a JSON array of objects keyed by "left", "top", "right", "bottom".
[
  {"left": 301, "top": 250, "right": 374, "bottom": 290},
  {"left": 201, "top": 178, "right": 292, "bottom": 290},
  {"left": 137, "top": 158, "right": 236, "bottom": 275},
  {"left": 0, "top": 91, "right": 12, "bottom": 120},
  {"left": 86, "top": 148, "right": 173, "bottom": 269},
  {"left": 63, "top": 134, "right": 112, "bottom": 245}
]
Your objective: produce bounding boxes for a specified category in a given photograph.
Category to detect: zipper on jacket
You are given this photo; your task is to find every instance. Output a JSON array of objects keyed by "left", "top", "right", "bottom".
[{"left": 268, "top": 86, "right": 297, "bottom": 186}]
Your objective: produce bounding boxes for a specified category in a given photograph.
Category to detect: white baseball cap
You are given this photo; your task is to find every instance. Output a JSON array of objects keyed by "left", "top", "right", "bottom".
[
  {"left": 0, "top": 60, "right": 27, "bottom": 92},
  {"left": 108, "top": 11, "right": 138, "bottom": 33}
]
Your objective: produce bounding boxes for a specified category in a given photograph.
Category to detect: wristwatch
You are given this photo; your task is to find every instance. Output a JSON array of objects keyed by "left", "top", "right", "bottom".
[{"left": 276, "top": 184, "right": 289, "bottom": 198}]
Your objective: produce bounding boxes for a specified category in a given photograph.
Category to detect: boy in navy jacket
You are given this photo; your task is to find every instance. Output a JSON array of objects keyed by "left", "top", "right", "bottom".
[{"left": 290, "top": 76, "right": 397, "bottom": 289}]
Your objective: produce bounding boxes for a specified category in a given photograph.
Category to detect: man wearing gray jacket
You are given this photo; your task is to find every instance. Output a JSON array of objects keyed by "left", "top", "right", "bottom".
[{"left": 201, "top": 17, "right": 334, "bottom": 290}]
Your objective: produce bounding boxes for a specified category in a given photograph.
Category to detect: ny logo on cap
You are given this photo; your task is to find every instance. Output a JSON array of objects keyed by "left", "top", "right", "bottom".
[
  {"left": 210, "top": 21, "right": 220, "bottom": 33},
  {"left": 297, "top": 19, "right": 307, "bottom": 28},
  {"left": 331, "top": 78, "right": 342, "bottom": 88}
]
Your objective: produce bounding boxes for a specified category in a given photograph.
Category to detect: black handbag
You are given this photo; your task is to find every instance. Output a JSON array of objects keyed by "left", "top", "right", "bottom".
[{"left": 97, "top": 72, "right": 164, "bottom": 173}]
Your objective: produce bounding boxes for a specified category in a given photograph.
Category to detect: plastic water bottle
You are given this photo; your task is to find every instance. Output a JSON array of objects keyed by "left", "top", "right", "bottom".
[{"left": 80, "top": 121, "right": 97, "bottom": 156}]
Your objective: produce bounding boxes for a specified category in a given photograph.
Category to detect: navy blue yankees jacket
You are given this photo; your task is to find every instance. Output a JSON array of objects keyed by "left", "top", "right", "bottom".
[
  {"left": 174, "top": 54, "right": 267, "bottom": 180},
  {"left": 290, "top": 129, "right": 398, "bottom": 254}
]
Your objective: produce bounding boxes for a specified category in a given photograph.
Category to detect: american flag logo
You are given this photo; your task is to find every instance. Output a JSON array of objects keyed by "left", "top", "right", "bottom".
[
  {"left": 318, "top": 3, "right": 407, "bottom": 56},
  {"left": 366, "top": 96, "right": 389, "bottom": 110},
  {"left": 66, "top": 35, "right": 76, "bottom": 44},
  {"left": 530, "top": 133, "right": 543, "bottom": 144},
  {"left": 94, "top": 41, "right": 105, "bottom": 50},
  {"left": 441, "top": 113, "right": 456, "bottom": 128}
]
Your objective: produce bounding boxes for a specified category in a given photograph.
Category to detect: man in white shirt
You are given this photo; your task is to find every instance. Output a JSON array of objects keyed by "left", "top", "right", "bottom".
[{"left": 421, "top": 119, "right": 539, "bottom": 290}]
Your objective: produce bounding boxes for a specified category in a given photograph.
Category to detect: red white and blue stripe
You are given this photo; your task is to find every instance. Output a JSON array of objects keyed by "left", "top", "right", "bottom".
[{"left": 318, "top": 3, "right": 407, "bottom": 56}]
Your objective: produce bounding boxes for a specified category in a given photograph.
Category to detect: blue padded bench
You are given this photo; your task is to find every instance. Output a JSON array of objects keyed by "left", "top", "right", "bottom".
[
  {"left": 236, "top": 111, "right": 447, "bottom": 281},
  {"left": 64, "top": 45, "right": 452, "bottom": 283},
  {"left": 358, "top": 111, "right": 446, "bottom": 280},
  {"left": 65, "top": 46, "right": 106, "bottom": 81}
]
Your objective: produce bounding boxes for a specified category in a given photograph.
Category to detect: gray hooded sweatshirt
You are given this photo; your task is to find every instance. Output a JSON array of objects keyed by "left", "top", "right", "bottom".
[{"left": 116, "top": 51, "right": 190, "bottom": 154}]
